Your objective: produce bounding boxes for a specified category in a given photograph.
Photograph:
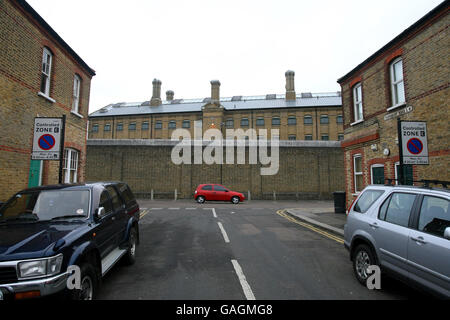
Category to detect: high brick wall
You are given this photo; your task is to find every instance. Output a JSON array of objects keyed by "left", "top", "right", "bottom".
[
  {"left": 86, "top": 140, "right": 345, "bottom": 200},
  {"left": 0, "top": 0, "right": 94, "bottom": 201}
]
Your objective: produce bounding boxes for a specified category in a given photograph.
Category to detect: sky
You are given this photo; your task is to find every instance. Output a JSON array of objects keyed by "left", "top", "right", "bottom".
[{"left": 26, "top": 0, "right": 444, "bottom": 113}]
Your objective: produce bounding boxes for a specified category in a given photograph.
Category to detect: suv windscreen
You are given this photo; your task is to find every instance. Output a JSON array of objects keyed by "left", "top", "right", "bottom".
[
  {"left": 0, "top": 190, "right": 90, "bottom": 222},
  {"left": 354, "top": 189, "right": 384, "bottom": 213}
]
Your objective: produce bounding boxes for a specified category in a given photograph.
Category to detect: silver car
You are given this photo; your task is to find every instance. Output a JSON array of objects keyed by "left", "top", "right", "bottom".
[{"left": 344, "top": 184, "right": 450, "bottom": 298}]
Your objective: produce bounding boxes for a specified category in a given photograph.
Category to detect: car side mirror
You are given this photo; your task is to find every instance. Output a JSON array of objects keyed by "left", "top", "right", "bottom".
[
  {"left": 94, "top": 207, "right": 105, "bottom": 220},
  {"left": 444, "top": 227, "right": 450, "bottom": 240}
]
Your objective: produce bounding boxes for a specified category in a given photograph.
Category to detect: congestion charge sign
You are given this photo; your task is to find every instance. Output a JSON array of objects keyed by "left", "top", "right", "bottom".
[
  {"left": 400, "top": 121, "right": 428, "bottom": 165},
  {"left": 32, "top": 118, "right": 62, "bottom": 160}
]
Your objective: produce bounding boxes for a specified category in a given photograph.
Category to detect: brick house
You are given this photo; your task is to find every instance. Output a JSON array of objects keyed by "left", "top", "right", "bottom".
[
  {"left": 337, "top": 1, "right": 449, "bottom": 208},
  {"left": 88, "top": 71, "right": 344, "bottom": 143},
  {"left": 0, "top": 0, "right": 95, "bottom": 201}
]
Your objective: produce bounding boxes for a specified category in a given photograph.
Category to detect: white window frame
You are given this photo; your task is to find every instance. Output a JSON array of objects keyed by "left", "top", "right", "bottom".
[
  {"left": 352, "top": 83, "right": 363, "bottom": 124},
  {"left": 63, "top": 148, "right": 79, "bottom": 183},
  {"left": 371, "top": 164, "right": 384, "bottom": 184},
  {"left": 40, "top": 47, "right": 53, "bottom": 97},
  {"left": 353, "top": 154, "right": 363, "bottom": 193},
  {"left": 389, "top": 57, "right": 406, "bottom": 110},
  {"left": 72, "top": 75, "right": 81, "bottom": 114}
]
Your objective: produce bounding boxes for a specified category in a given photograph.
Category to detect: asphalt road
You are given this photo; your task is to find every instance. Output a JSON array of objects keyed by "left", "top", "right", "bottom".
[{"left": 97, "top": 200, "right": 427, "bottom": 300}]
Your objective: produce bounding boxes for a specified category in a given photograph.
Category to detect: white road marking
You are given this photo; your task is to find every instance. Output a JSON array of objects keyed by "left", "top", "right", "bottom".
[
  {"left": 217, "top": 222, "right": 230, "bottom": 243},
  {"left": 231, "top": 259, "right": 256, "bottom": 300},
  {"left": 212, "top": 208, "right": 217, "bottom": 218},
  {"left": 185, "top": 208, "right": 197, "bottom": 210},
  {"left": 168, "top": 208, "right": 180, "bottom": 210},
  {"left": 150, "top": 208, "right": 162, "bottom": 210}
]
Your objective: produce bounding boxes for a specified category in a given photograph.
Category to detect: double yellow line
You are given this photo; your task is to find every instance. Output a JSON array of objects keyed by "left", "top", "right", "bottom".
[
  {"left": 139, "top": 209, "right": 150, "bottom": 219},
  {"left": 276, "top": 209, "right": 344, "bottom": 244}
]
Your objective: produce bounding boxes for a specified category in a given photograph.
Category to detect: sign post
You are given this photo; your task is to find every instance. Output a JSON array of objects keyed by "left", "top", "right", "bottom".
[{"left": 32, "top": 116, "right": 66, "bottom": 183}]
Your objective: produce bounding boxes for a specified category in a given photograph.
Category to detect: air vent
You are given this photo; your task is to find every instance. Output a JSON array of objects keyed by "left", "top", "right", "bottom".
[
  {"left": 231, "top": 96, "right": 242, "bottom": 101},
  {"left": 265, "top": 94, "right": 276, "bottom": 100},
  {"left": 301, "top": 92, "right": 313, "bottom": 98},
  {"left": 171, "top": 99, "right": 183, "bottom": 104}
]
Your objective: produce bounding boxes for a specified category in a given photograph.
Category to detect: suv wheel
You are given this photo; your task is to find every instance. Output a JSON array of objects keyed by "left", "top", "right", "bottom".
[
  {"left": 123, "top": 226, "right": 138, "bottom": 265},
  {"left": 197, "top": 196, "right": 205, "bottom": 204},
  {"left": 231, "top": 196, "right": 240, "bottom": 204},
  {"left": 353, "top": 244, "right": 377, "bottom": 286},
  {"left": 69, "top": 263, "right": 98, "bottom": 300}
]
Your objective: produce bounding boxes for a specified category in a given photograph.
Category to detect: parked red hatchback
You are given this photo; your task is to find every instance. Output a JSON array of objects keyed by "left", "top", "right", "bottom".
[{"left": 194, "top": 184, "right": 245, "bottom": 204}]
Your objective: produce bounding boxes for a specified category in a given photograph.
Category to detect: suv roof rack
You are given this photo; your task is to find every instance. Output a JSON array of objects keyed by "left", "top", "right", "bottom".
[{"left": 384, "top": 178, "right": 449, "bottom": 189}]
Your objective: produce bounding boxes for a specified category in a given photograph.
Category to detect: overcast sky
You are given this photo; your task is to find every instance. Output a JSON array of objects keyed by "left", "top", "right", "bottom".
[{"left": 27, "top": 0, "right": 444, "bottom": 113}]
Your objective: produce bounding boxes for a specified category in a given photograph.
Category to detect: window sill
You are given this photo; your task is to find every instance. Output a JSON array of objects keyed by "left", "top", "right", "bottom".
[
  {"left": 350, "top": 119, "right": 364, "bottom": 126},
  {"left": 387, "top": 102, "right": 407, "bottom": 112},
  {"left": 70, "top": 110, "right": 84, "bottom": 119},
  {"left": 37, "top": 92, "right": 56, "bottom": 103}
]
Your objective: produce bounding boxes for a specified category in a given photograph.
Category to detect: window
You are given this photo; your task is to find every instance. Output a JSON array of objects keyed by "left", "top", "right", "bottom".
[
  {"left": 201, "top": 185, "right": 212, "bottom": 191},
  {"left": 304, "top": 135, "right": 313, "bottom": 140},
  {"left": 116, "top": 123, "right": 123, "bottom": 131},
  {"left": 304, "top": 115, "right": 313, "bottom": 125},
  {"left": 353, "top": 189, "right": 384, "bottom": 213},
  {"left": 395, "top": 162, "right": 413, "bottom": 185},
  {"left": 288, "top": 116, "right": 297, "bottom": 125},
  {"left": 320, "top": 115, "right": 329, "bottom": 124},
  {"left": 63, "top": 148, "right": 79, "bottom": 183},
  {"left": 390, "top": 57, "right": 405, "bottom": 107},
  {"left": 256, "top": 118, "right": 265, "bottom": 126},
  {"left": 40, "top": 47, "right": 53, "bottom": 96},
  {"left": 99, "top": 191, "right": 113, "bottom": 215},
  {"left": 142, "top": 122, "right": 149, "bottom": 130},
  {"left": 371, "top": 164, "right": 385, "bottom": 184},
  {"left": 338, "top": 134, "right": 344, "bottom": 141},
  {"left": 155, "top": 121, "right": 162, "bottom": 129},
  {"left": 104, "top": 124, "right": 111, "bottom": 132},
  {"left": 321, "top": 135, "right": 329, "bottom": 141},
  {"left": 72, "top": 75, "right": 81, "bottom": 113},
  {"left": 92, "top": 124, "right": 99, "bottom": 133},
  {"left": 241, "top": 118, "right": 249, "bottom": 127},
  {"left": 106, "top": 186, "right": 123, "bottom": 211},
  {"left": 336, "top": 115, "right": 343, "bottom": 124},
  {"left": 272, "top": 117, "right": 281, "bottom": 126},
  {"left": 379, "top": 192, "right": 416, "bottom": 228},
  {"left": 288, "top": 135, "right": 296, "bottom": 140},
  {"left": 214, "top": 185, "right": 228, "bottom": 192},
  {"left": 182, "top": 120, "right": 190, "bottom": 128},
  {"left": 353, "top": 155, "right": 363, "bottom": 193},
  {"left": 225, "top": 119, "right": 234, "bottom": 128},
  {"left": 168, "top": 121, "right": 176, "bottom": 129},
  {"left": 128, "top": 123, "right": 136, "bottom": 131},
  {"left": 418, "top": 196, "right": 449, "bottom": 238},
  {"left": 353, "top": 83, "right": 363, "bottom": 122}
]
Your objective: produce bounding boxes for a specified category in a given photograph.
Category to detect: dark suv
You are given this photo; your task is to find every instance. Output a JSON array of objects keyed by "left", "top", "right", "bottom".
[{"left": 0, "top": 182, "right": 140, "bottom": 300}]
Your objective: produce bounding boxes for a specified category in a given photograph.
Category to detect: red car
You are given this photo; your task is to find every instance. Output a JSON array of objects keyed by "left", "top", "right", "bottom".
[{"left": 194, "top": 184, "right": 245, "bottom": 204}]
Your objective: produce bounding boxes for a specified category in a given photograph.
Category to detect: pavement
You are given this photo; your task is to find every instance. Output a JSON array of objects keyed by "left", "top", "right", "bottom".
[{"left": 285, "top": 202, "right": 346, "bottom": 237}]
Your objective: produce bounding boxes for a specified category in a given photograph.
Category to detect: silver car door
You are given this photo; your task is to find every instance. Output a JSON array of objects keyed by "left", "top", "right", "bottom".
[{"left": 407, "top": 195, "right": 450, "bottom": 297}]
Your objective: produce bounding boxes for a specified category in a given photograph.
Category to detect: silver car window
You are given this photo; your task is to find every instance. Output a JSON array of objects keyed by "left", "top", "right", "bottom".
[
  {"left": 418, "top": 195, "right": 449, "bottom": 238},
  {"left": 383, "top": 193, "right": 416, "bottom": 228},
  {"left": 353, "top": 189, "right": 384, "bottom": 213}
]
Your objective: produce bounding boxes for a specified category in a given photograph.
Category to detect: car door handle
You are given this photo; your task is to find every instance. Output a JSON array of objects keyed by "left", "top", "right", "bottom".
[
  {"left": 411, "top": 236, "right": 427, "bottom": 245},
  {"left": 369, "top": 222, "right": 379, "bottom": 229}
]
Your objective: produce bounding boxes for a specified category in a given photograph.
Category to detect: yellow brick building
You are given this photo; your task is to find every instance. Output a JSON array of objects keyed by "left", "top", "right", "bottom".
[
  {"left": 0, "top": 0, "right": 95, "bottom": 201},
  {"left": 88, "top": 71, "right": 344, "bottom": 142}
]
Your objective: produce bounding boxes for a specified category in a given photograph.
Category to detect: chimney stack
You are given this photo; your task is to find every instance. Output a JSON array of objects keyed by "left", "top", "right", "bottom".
[
  {"left": 210, "top": 80, "right": 221, "bottom": 102},
  {"left": 166, "top": 90, "right": 174, "bottom": 101},
  {"left": 285, "top": 70, "right": 296, "bottom": 100},
  {"left": 150, "top": 78, "right": 162, "bottom": 106}
]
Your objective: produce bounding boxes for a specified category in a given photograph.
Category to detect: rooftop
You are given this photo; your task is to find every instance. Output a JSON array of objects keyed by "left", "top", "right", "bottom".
[{"left": 89, "top": 92, "right": 342, "bottom": 118}]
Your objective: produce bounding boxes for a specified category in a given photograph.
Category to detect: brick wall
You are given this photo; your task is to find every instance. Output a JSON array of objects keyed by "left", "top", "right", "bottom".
[
  {"left": 86, "top": 140, "right": 345, "bottom": 200},
  {"left": 0, "top": 0, "right": 94, "bottom": 201}
]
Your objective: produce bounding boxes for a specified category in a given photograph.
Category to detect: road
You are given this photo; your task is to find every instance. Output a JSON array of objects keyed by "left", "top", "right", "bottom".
[{"left": 97, "top": 200, "right": 427, "bottom": 300}]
